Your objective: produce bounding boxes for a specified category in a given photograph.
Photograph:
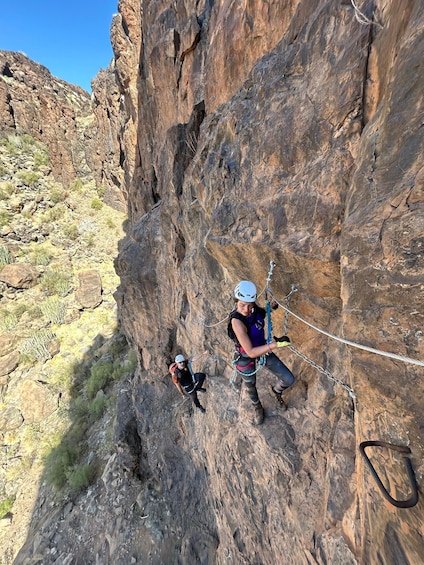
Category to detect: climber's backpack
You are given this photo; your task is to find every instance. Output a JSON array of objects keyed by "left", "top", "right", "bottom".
[{"left": 227, "top": 306, "right": 266, "bottom": 347}]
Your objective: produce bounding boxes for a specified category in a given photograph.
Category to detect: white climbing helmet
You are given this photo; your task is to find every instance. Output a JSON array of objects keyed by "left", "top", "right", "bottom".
[
  {"left": 234, "top": 280, "right": 257, "bottom": 302},
  {"left": 175, "top": 354, "right": 185, "bottom": 363}
]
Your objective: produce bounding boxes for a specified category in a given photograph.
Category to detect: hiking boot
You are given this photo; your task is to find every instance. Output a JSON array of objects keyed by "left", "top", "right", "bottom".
[
  {"left": 198, "top": 387, "right": 207, "bottom": 393},
  {"left": 271, "top": 387, "right": 287, "bottom": 411},
  {"left": 198, "top": 406, "right": 206, "bottom": 413},
  {"left": 252, "top": 402, "right": 264, "bottom": 426}
]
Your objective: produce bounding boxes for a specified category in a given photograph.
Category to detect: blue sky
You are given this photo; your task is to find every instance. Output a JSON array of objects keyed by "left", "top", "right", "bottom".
[{"left": 1, "top": 0, "right": 118, "bottom": 92}]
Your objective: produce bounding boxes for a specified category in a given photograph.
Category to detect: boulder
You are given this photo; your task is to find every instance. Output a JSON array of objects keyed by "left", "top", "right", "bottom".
[
  {"left": 0, "top": 350, "right": 19, "bottom": 377},
  {"left": 0, "top": 334, "right": 17, "bottom": 357},
  {"left": 75, "top": 269, "right": 102, "bottom": 309},
  {"left": 17, "top": 379, "right": 58, "bottom": 423},
  {"left": 0, "top": 263, "right": 39, "bottom": 289}
]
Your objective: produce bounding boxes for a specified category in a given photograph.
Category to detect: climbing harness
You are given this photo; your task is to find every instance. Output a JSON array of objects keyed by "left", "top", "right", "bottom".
[
  {"left": 359, "top": 440, "right": 419, "bottom": 508},
  {"left": 202, "top": 261, "right": 421, "bottom": 512},
  {"left": 230, "top": 352, "right": 267, "bottom": 391}
]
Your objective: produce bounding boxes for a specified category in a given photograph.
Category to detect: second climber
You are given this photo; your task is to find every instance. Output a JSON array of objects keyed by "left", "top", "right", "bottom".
[{"left": 171, "top": 354, "right": 207, "bottom": 413}]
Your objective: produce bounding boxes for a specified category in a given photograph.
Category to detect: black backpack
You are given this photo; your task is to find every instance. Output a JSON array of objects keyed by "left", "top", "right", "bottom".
[{"left": 227, "top": 306, "right": 266, "bottom": 347}]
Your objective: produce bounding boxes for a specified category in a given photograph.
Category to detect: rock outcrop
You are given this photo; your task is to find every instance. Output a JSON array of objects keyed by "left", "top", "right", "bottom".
[
  {"left": 0, "top": 50, "right": 124, "bottom": 210},
  {"left": 0, "top": 51, "right": 92, "bottom": 188},
  {"left": 6, "top": 1, "right": 424, "bottom": 564},
  {"left": 105, "top": 0, "right": 424, "bottom": 563}
]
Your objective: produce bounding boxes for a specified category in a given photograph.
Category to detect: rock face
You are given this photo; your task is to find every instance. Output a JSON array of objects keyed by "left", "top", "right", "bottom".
[
  {"left": 8, "top": 1, "right": 424, "bottom": 564},
  {"left": 0, "top": 51, "right": 92, "bottom": 188},
  {"left": 0, "top": 50, "right": 124, "bottom": 209},
  {"left": 102, "top": 0, "right": 424, "bottom": 563}
]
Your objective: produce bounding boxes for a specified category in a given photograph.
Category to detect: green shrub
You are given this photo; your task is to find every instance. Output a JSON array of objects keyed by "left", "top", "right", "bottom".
[
  {"left": 106, "top": 217, "right": 116, "bottom": 229},
  {"left": 0, "top": 163, "right": 6, "bottom": 177},
  {"left": 43, "top": 204, "right": 66, "bottom": 222},
  {"left": 26, "top": 305, "right": 43, "bottom": 320},
  {"left": 16, "top": 171, "right": 40, "bottom": 187},
  {"left": 40, "top": 268, "right": 72, "bottom": 296},
  {"left": 30, "top": 247, "right": 52, "bottom": 266},
  {"left": 63, "top": 224, "right": 79, "bottom": 240},
  {"left": 44, "top": 442, "right": 80, "bottom": 490},
  {"left": 91, "top": 198, "right": 103, "bottom": 211},
  {"left": 0, "top": 182, "right": 14, "bottom": 199},
  {"left": 0, "top": 310, "right": 18, "bottom": 331},
  {"left": 66, "top": 464, "right": 96, "bottom": 492},
  {"left": 0, "top": 496, "right": 15, "bottom": 519},
  {"left": 40, "top": 296, "right": 66, "bottom": 324},
  {"left": 11, "top": 303, "right": 27, "bottom": 319},
  {"left": 70, "top": 178, "right": 83, "bottom": 193},
  {"left": 20, "top": 329, "right": 55, "bottom": 362},
  {"left": 108, "top": 337, "right": 128, "bottom": 357},
  {"left": 90, "top": 395, "right": 108, "bottom": 419},
  {"left": 84, "top": 361, "right": 113, "bottom": 400},
  {"left": 0, "top": 303, "right": 28, "bottom": 330},
  {"left": 34, "top": 150, "right": 49, "bottom": 169},
  {"left": 0, "top": 210, "right": 11, "bottom": 227},
  {"left": 20, "top": 134, "right": 37, "bottom": 152},
  {"left": 3, "top": 133, "right": 38, "bottom": 156},
  {"left": 127, "top": 348, "right": 138, "bottom": 371},
  {"left": 69, "top": 397, "right": 90, "bottom": 420},
  {"left": 0, "top": 244, "right": 13, "bottom": 268},
  {"left": 49, "top": 187, "right": 66, "bottom": 203},
  {"left": 97, "top": 185, "right": 105, "bottom": 198},
  {"left": 3, "top": 135, "right": 20, "bottom": 155}
]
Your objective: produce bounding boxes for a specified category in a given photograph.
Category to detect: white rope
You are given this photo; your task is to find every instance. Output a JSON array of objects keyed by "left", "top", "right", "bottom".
[
  {"left": 270, "top": 291, "right": 424, "bottom": 368},
  {"left": 351, "top": 0, "right": 382, "bottom": 28},
  {"left": 203, "top": 314, "right": 229, "bottom": 328}
]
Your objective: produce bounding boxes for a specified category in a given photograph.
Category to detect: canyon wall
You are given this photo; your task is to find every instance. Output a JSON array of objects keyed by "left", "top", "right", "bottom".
[
  {"left": 0, "top": 51, "right": 92, "bottom": 187},
  {"left": 0, "top": 50, "right": 124, "bottom": 209},
  {"left": 102, "top": 0, "right": 424, "bottom": 563}
]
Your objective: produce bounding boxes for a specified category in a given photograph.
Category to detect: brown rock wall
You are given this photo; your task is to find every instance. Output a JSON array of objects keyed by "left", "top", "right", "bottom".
[
  {"left": 0, "top": 51, "right": 93, "bottom": 188},
  {"left": 107, "top": 0, "right": 424, "bottom": 563}
]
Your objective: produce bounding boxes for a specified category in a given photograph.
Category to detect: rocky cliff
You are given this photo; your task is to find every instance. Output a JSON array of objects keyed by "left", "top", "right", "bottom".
[
  {"left": 0, "top": 51, "right": 93, "bottom": 187},
  {"left": 0, "top": 51, "right": 124, "bottom": 210},
  {"left": 6, "top": 0, "right": 424, "bottom": 564},
  {"left": 105, "top": 0, "right": 424, "bottom": 563}
]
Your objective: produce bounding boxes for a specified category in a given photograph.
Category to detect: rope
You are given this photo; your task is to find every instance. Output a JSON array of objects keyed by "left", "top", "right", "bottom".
[
  {"left": 187, "top": 358, "right": 195, "bottom": 383},
  {"left": 350, "top": 0, "right": 383, "bottom": 28},
  {"left": 275, "top": 284, "right": 355, "bottom": 398},
  {"left": 269, "top": 289, "right": 424, "bottom": 368},
  {"left": 203, "top": 314, "right": 229, "bottom": 328}
]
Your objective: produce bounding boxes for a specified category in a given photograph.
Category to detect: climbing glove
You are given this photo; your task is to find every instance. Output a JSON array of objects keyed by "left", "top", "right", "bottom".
[{"left": 273, "top": 335, "right": 291, "bottom": 347}]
